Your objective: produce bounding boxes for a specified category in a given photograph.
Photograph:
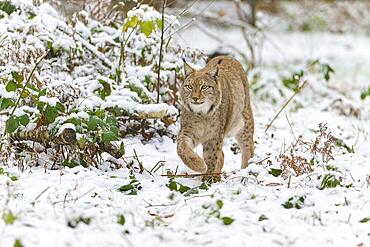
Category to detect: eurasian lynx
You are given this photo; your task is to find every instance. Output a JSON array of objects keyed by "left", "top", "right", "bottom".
[{"left": 177, "top": 56, "right": 254, "bottom": 174}]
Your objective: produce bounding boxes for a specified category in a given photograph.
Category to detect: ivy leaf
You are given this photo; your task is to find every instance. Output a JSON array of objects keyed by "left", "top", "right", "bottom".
[
  {"left": 44, "top": 105, "right": 59, "bottom": 123},
  {"left": 101, "top": 131, "right": 118, "bottom": 143},
  {"left": 140, "top": 21, "right": 155, "bottom": 37},
  {"left": 11, "top": 71, "right": 24, "bottom": 83},
  {"left": 6, "top": 116, "right": 19, "bottom": 133},
  {"left": 222, "top": 217, "right": 234, "bottom": 225},
  {"left": 19, "top": 114, "right": 30, "bottom": 126},
  {"left": 6, "top": 80, "right": 17, "bottom": 92}
]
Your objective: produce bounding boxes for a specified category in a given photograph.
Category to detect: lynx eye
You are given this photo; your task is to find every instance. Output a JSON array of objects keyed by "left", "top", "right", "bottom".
[
  {"left": 201, "top": 85, "right": 210, "bottom": 90},
  {"left": 185, "top": 85, "right": 193, "bottom": 90}
]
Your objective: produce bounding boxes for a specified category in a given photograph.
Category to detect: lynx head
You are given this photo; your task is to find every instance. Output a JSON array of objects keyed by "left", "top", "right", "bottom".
[{"left": 180, "top": 60, "right": 222, "bottom": 115}]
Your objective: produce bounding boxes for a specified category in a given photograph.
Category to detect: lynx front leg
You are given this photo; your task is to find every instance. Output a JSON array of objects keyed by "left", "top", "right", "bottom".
[
  {"left": 177, "top": 132, "right": 207, "bottom": 173},
  {"left": 236, "top": 123, "right": 254, "bottom": 169},
  {"left": 203, "top": 139, "right": 224, "bottom": 174}
]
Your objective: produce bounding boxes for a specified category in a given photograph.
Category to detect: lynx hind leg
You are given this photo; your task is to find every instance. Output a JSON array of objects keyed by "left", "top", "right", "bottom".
[
  {"left": 203, "top": 139, "right": 224, "bottom": 174},
  {"left": 177, "top": 133, "right": 207, "bottom": 173},
  {"left": 236, "top": 123, "right": 254, "bottom": 169}
]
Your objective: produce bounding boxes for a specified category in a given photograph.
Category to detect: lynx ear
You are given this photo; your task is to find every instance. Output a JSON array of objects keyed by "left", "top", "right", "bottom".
[
  {"left": 183, "top": 59, "right": 195, "bottom": 78},
  {"left": 207, "top": 66, "right": 219, "bottom": 78}
]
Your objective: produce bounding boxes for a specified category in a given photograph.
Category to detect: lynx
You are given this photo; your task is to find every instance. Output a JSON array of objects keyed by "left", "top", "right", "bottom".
[{"left": 177, "top": 56, "right": 254, "bottom": 174}]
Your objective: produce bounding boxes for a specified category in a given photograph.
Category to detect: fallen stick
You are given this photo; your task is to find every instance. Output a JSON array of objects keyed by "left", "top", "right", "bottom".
[{"left": 161, "top": 172, "right": 223, "bottom": 178}]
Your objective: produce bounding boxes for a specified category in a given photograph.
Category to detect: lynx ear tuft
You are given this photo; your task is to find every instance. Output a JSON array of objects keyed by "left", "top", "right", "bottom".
[{"left": 183, "top": 59, "right": 195, "bottom": 78}]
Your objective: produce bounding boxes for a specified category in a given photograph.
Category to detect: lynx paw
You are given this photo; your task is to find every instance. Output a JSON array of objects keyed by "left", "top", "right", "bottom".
[{"left": 189, "top": 156, "right": 207, "bottom": 173}]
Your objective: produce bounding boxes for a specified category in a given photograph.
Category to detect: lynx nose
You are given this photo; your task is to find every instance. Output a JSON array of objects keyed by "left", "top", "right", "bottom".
[{"left": 192, "top": 97, "right": 199, "bottom": 102}]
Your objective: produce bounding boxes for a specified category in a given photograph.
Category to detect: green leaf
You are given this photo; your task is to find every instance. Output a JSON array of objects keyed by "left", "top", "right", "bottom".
[
  {"left": 98, "top": 79, "right": 111, "bottom": 100},
  {"left": 38, "top": 88, "right": 47, "bottom": 97},
  {"left": 140, "top": 21, "right": 155, "bottom": 37},
  {"left": 222, "top": 217, "right": 234, "bottom": 225},
  {"left": 178, "top": 185, "right": 191, "bottom": 194},
  {"left": 19, "top": 114, "right": 30, "bottom": 126},
  {"left": 199, "top": 182, "right": 208, "bottom": 190},
  {"left": 44, "top": 105, "right": 59, "bottom": 123},
  {"left": 321, "top": 64, "right": 334, "bottom": 82},
  {"left": 0, "top": 2, "right": 16, "bottom": 15},
  {"left": 119, "top": 142, "right": 125, "bottom": 156},
  {"left": 123, "top": 15, "right": 138, "bottom": 31},
  {"left": 6, "top": 116, "right": 19, "bottom": 133},
  {"left": 2, "top": 210, "right": 16, "bottom": 225},
  {"left": 117, "top": 214, "right": 126, "bottom": 225},
  {"left": 216, "top": 199, "right": 223, "bottom": 209},
  {"left": 11, "top": 71, "right": 24, "bottom": 83},
  {"left": 269, "top": 168, "right": 282, "bottom": 177},
  {"left": 359, "top": 217, "right": 370, "bottom": 223},
  {"left": 55, "top": 102, "right": 65, "bottom": 113},
  {"left": 258, "top": 214, "right": 268, "bottom": 221},
  {"left": 118, "top": 184, "right": 134, "bottom": 192},
  {"left": 282, "top": 199, "right": 293, "bottom": 209},
  {"left": 156, "top": 19, "right": 163, "bottom": 30},
  {"left": 6, "top": 80, "right": 17, "bottom": 92},
  {"left": 87, "top": 115, "right": 101, "bottom": 131},
  {"left": 1, "top": 98, "right": 14, "bottom": 110},
  {"left": 9, "top": 175, "right": 18, "bottom": 181},
  {"left": 13, "top": 239, "right": 23, "bottom": 247},
  {"left": 101, "top": 131, "right": 118, "bottom": 143},
  {"left": 167, "top": 180, "right": 178, "bottom": 191}
]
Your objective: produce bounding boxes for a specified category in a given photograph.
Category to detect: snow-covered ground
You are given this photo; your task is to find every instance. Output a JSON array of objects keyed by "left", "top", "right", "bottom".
[{"left": 1, "top": 1, "right": 369, "bottom": 247}]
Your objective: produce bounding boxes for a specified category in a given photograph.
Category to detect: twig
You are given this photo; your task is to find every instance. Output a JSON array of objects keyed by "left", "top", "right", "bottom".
[
  {"left": 164, "top": 0, "right": 216, "bottom": 41},
  {"left": 156, "top": 0, "right": 167, "bottom": 104},
  {"left": 285, "top": 114, "right": 297, "bottom": 142},
  {"left": 234, "top": 0, "right": 255, "bottom": 69},
  {"left": 265, "top": 80, "right": 308, "bottom": 132},
  {"left": 143, "top": 199, "right": 176, "bottom": 208},
  {"left": 255, "top": 156, "right": 269, "bottom": 165},
  {"left": 161, "top": 172, "right": 222, "bottom": 178},
  {"left": 184, "top": 193, "right": 214, "bottom": 202},
  {"left": 150, "top": 160, "right": 165, "bottom": 174},
  {"left": 195, "top": 23, "right": 249, "bottom": 63},
  {"left": 30, "top": 186, "right": 50, "bottom": 206},
  {"left": 52, "top": 187, "right": 95, "bottom": 205}
]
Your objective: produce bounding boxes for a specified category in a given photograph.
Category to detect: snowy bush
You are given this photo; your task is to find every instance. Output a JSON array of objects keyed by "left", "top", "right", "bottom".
[{"left": 0, "top": 1, "right": 205, "bottom": 168}]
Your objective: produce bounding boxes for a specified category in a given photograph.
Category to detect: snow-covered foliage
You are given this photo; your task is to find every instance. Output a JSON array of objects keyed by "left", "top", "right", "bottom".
[
  {"left": 0, "top": 0, "right": 205, "bottom": 168},
  {"left": 0, "top": 1, "right": 369, "bottom": 247}
]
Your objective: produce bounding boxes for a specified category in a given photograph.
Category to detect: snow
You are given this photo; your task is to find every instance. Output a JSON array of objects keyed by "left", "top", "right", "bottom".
[
  {"left": 38, "top": 96, "right": 60, "bottom": 107},
  {"left": 56, "top": 123, "right": 76, "bottom": 136},
  {"left": 1, "top": 1, "right": 370, "bottom": 247}
]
